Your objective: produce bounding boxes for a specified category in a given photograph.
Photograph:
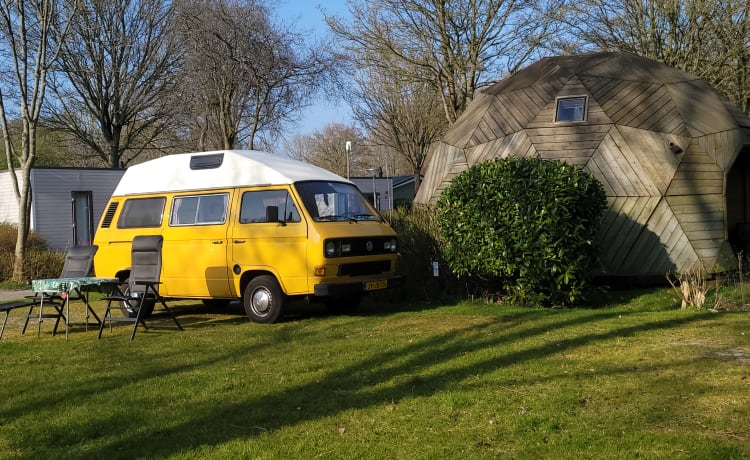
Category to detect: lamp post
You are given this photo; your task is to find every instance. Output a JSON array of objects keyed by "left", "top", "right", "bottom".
[
  {"left": 383, "top": 148, "right": 393, "bottom": 210},
  {"left": 345, "top": 141, "right": 351, "bottom": 179},
  {"left": 366, "top": 167, "right": 378, "bottom": 209}
]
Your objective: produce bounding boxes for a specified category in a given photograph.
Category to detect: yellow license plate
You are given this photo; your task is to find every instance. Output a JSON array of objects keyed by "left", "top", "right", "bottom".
[{"left": 365, "top": 280, "right": 388, "bottom": 291}]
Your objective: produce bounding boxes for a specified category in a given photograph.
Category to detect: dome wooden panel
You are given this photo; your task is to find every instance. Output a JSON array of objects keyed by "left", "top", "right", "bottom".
[
  {"left": 620, "top": 200, "right": 693, "bottom": 275},
  {"left": 586, "top": 77, "right": 691, "bottom": 136},
  {"left": 668, "top": 81, "right": 739, "bottom": 136},
  {"left": 442, "top": 92, "right": 494, "bottom": 148},
  {"left": 584, "top": 52, "right": 698, "bottom": 83},
  {"left": 466, "top": 131, "right": 536, "bottom": 165},
  {"left": 614, "top": 126, "right": 683, "bottom": 194},
  {"left": 588, "top": 129, "right": 662, "bottom": 197},
  {"left": 698, "top": 131, "right": 745, "bottom": 170}
]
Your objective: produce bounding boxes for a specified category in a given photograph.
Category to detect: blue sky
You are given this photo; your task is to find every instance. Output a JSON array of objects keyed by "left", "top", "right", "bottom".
[{"left": 275, "top": 0, "right": 353, "bottom": 138}]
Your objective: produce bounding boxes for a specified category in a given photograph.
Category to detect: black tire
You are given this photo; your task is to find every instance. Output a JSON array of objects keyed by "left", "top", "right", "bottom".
[
  {"left": 119, "top": 285, "right": 155, "bottom": 319},
  {"left": 325, "top": 294, "right": 362, "bottom": 315},
  {"left": 202, "top": 299, "right": 231, "bottom": 308},
  {"left": 243, "top": 275, "right": 285, "bottom": 323}
]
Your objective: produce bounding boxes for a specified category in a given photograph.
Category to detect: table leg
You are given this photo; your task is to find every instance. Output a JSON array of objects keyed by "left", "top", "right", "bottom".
[
  {"left": 82, "top": 288, "right": 101, "bottom": 328},
  {"left": 37, "top": 293, "right": 44, "bottom": 337},
  {"left": 83, "top": 288, "right": 89, "bottom": 331},
  {"left": 65, "top": 292, "right": 70, "bottom": 340}
]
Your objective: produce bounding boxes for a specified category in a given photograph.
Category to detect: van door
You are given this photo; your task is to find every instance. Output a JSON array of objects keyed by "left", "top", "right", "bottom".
[
  {"left": 162, "top": 192, "right": 232, "bottom": 297},
  {"left": 230, "top": 188, "right": 308, "bottom": 295}
]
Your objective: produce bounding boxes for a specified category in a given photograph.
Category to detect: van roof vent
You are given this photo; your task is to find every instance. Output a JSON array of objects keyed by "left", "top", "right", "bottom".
[{"left": 190, "top": 153, "right": 224, "bottom": 170}]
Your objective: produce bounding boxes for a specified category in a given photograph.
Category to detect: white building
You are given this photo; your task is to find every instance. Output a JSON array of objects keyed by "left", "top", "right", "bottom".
[{"left": 0, "top": 167, "right": 125, "bottom": 251}]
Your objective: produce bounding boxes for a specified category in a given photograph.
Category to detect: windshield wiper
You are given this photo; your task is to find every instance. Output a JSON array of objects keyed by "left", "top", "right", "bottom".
[
  {"left": 316, "top": 215, "right": 356, "bottom": 222},
  {"left": 353, "top": 213, "right": 380, "bottom": 221},
  {"left": 317, "top": 213, "right": 380, "bottom": 222}
]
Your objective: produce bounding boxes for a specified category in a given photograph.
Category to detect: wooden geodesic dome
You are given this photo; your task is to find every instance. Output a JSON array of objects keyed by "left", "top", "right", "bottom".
[{"left": 415, "top": 52, "right": 750, "bottom": 277}]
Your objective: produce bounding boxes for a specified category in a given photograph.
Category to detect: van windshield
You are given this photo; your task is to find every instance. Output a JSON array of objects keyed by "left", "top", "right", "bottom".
[{"left": 295, "top": 181, "right": 382, "bottom": 222}]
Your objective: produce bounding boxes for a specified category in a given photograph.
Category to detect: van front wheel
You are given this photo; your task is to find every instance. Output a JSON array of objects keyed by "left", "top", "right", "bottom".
[{"left": 243, "top": 276, "right": 285, "bottom": 323}]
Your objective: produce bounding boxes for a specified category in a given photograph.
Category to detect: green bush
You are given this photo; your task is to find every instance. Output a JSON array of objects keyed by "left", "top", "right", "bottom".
[
  {"left": 0, "top": 248, "right": 12, "bottom": 281},
  {"left": 382, "top": 206, "right": 459, "bottom": 301},
  {"left": 0, "top": 222, "right": 63, "bottom": 282},
  {"left": 22, "top": 250, "right": 65, "bottom": 280},
  {"left": 0, "top": 248, "right": 64, "bottom": 282},
  {"left": 0, "top": 222, "right": 49, "bottom": 252},
  {"left": 436, "top": 157, "right": 607, "bottom": 306}
]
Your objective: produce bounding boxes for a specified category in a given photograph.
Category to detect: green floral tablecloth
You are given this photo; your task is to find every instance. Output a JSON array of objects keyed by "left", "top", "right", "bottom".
[{"left": 31, "top": 277, "right": 120, "bottom": 294}]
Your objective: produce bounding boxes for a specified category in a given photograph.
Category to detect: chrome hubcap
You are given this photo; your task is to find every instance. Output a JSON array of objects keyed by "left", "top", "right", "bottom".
[{"left": 252, "top": 289, "right": 272, "bottom": 315}]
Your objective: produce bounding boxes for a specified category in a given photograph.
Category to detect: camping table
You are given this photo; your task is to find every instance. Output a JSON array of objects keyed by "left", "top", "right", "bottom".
[{"left": 31, "top": 277, "right": 120, "bottom": 340}]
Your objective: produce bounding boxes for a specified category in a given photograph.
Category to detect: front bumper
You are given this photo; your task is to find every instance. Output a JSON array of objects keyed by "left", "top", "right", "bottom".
[{"left": 313, "top": 274, "right": 404, "bottom": 297}]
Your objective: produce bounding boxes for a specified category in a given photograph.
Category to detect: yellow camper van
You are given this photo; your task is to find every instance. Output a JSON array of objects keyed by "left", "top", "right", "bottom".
[{"left": 93, "top": 150, "right": 403, "bottom": 323}]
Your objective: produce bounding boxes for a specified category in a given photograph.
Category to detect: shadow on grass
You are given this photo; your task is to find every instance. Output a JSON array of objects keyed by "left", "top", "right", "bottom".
[{"left": 9, "top": 304, "right": 711, "bottom": 459}]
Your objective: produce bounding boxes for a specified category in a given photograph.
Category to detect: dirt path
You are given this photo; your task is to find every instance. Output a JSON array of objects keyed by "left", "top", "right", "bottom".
[{"left": 0, "top": 289, "right": 34, "bottom": 302}]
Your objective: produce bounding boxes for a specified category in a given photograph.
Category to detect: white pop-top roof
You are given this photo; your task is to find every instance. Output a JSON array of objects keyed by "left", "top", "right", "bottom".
[{"left": 113, "top": 149, "right": 350, "bottom": 195}]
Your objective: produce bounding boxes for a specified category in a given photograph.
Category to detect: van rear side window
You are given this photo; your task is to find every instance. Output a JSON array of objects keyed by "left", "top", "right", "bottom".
[
  {"left": 171, "top": 193, "right": 228, "bottom": 225},
  {"left": 118, "top": 197, "right": 166, "bottom": 228}
]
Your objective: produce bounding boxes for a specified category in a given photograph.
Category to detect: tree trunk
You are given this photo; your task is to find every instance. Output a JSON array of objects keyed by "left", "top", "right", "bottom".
[
  {"left": 11, "top": 172, "right": 32, "bottom": 282},
  {"left": 109, "top": 125, "right": 122, "bottom": 168},
  {"left": 0, "top": 0, "right": 75, "bottom": 284}
]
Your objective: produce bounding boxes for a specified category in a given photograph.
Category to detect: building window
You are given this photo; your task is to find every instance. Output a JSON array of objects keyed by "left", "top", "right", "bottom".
[{"left": 555, "top": 96, "right": 587, "bottom": 122}]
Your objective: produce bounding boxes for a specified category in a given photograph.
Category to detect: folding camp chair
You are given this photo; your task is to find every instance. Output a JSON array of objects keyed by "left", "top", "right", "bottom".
[
  {"left": 22, "top": 245, "right": 99, "bottom": 336},
  {"left": 1, "top": 300, "right": 35, "bottom": 340},
  {"left": 98, "top": 235, "right": 182, "bottom": 341}
]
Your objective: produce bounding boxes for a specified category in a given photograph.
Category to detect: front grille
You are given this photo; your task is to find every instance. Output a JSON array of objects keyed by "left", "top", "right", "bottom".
[
  {"left": 325, "top": 237, "right": 396, "bottom": 257},
  {"left": 338, "top": 260, "right": 391, "bottom": 276}
]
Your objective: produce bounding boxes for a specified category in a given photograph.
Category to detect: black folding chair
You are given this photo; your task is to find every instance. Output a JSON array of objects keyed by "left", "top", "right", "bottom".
[
  {"left": 1, "top": 300, "right": 34, "bottom": 340},
  {"left": 98, "top": 235, "right": 182, "bottom": 341},
  {"left": 23, "top": 245, "right": 99, "bottom": 336}
]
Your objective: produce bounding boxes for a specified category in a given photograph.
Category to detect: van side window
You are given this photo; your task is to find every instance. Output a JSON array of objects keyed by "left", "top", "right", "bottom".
[
  {"left": 240, "top": 190, "right": 301, "bottom": 224},
  {"left": 118, "top": 197, "right": 166, "bottom": 228},
  {"left": 171, "top": 193, "right": 228, "bottom": 226}
]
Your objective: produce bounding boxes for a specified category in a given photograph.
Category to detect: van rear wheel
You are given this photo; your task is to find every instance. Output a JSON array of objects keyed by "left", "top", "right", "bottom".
[
  {"left": 119, "top": 284, "right": 155, "bottom": 319},
  {"left": 243, "top": 275, "right": 285, "bottom": 323}
]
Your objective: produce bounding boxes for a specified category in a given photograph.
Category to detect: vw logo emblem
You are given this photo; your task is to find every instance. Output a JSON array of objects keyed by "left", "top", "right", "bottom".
[{"left": 366, "top": 240, "right": 374, "bottom": 252}]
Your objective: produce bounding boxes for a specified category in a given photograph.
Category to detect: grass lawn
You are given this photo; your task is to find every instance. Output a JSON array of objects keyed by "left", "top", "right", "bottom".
[{"left": 0, "top": 286, "right": 748, "bottom": 459}]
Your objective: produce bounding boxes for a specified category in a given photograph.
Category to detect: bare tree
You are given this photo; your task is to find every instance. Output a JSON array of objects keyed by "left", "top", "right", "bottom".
[
  {"left": 286, "top": 123, "right": 374, "bottom": 178},
  {"left": 173, "top": 0, "right": 335, "bottom": 151},
  {"left": 47, "top": 0, "right": 182, "bottom": 168},
  {"left": 0, "top": 0, "right": 75, "bottom": 282},
  {"left": 350, "top": 69, "right": 446, "bottom": 191},
  {"left": 327, "top": 0, "right": 556, "bottom": 125},
  {"left": 557, "top": 0, "right": 750, "bottom": 113}
]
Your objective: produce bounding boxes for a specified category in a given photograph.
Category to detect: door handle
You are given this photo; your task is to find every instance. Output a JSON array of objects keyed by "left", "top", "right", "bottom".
[
  {"left": 212, "top": 240, "right": 224, "bottom": 244},
  {"left": 233, "top": 240, "right": 246, "bottom": 244}
]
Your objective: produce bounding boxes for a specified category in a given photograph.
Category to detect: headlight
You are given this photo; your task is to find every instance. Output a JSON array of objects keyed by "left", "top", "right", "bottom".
[
  {"left": 385, "top": 239, "right": 397, "bottom": 251},
  {"left": 325, "top": 241, "right": 337, "bottom": 256},
  {"left": 341, "top": 243, "right": 351, "bottom": 253}
]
